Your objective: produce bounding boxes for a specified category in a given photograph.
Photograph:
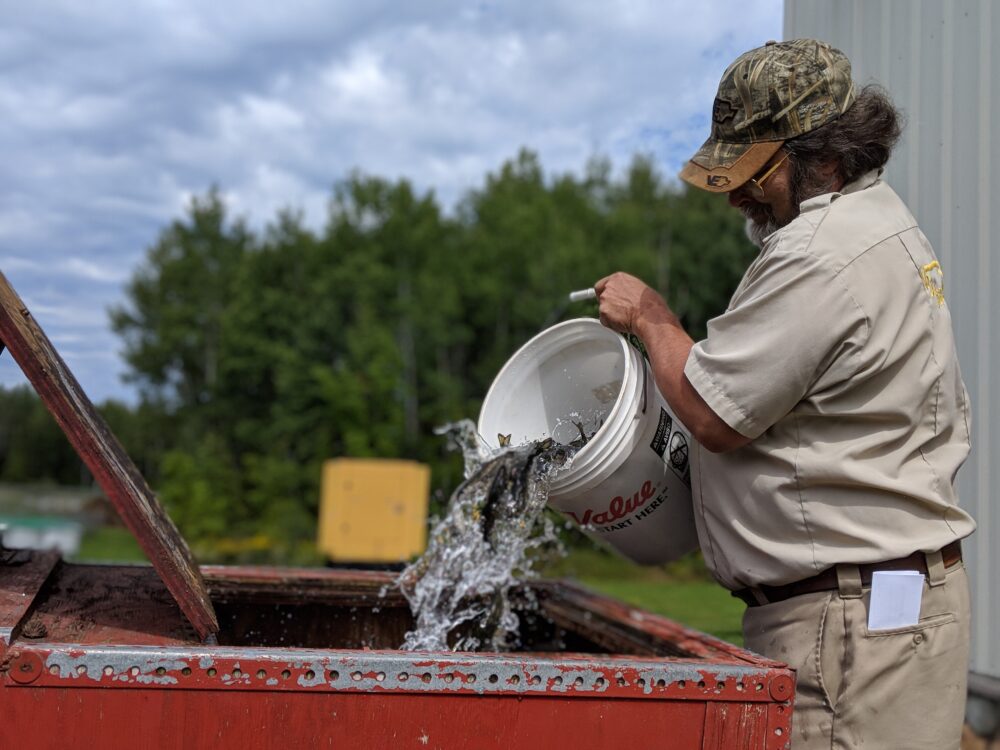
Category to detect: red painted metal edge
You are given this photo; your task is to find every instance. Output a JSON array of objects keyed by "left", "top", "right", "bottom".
[
  {"left": 0, "top": 271, "right": 218, "bottom": 640},
  {"left": 3, "top": 643, "right": 795, "bottom": 706}
]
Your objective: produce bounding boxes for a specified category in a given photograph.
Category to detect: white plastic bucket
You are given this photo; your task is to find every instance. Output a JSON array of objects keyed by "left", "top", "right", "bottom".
[{"left": 478, "top": 318, "right": 698, "bottom": 565}]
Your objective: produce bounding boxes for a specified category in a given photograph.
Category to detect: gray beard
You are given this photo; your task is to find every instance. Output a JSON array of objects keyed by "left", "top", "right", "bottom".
[{"left": 744, "top": 216, "right": 781, "bottom": 248}]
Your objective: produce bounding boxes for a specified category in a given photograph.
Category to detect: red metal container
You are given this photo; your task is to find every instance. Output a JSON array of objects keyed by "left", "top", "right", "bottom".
[{"left": 0, "top": 271, "right": 795, "bottom": 748}]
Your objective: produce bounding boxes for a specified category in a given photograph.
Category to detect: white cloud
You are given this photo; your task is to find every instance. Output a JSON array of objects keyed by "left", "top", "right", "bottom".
[{"left": 61, "top": 258, "right": 130, "bottom": 284}]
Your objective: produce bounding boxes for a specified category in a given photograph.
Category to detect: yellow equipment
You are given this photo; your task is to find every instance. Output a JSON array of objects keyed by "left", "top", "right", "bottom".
[{"left": 317, "top": 458, "right": 430, "bottom": 564}]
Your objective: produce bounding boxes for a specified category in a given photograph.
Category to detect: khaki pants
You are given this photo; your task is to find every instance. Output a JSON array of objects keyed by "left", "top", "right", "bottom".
[{"left": 742, "top": 559, "right": 970, "bottom": 750}]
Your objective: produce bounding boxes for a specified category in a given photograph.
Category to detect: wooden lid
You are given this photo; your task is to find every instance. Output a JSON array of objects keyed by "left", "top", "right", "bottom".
[{"left": 0, "top": 270, "right": 218, "bottom": 640}]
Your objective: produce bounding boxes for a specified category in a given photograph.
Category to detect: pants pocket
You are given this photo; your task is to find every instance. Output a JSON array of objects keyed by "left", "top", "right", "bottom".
[
  {"left": 817, "top": 594, "right": 845, "bottom": 712},
  {"left": 864, "top": 610, "right": 956, "bottom": 638}
]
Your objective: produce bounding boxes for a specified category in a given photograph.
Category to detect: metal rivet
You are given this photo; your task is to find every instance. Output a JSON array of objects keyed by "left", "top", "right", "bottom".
[
  {"left": 103, "top": 666, "right": 113, "bottom": 676},
  {"left": 76, "top": 665, "right": 87, "bottom": 675},
  {"left": 552, "top": 676, "right": 563, "bottom": 686},
  {"left": 488, "top": 674, "right": 499, "bottom": 684},
  {"left": 616, "top": 677, "right": 626, "bottom": 687},
  {"left": 736, "top": 682, "right": 745, "bottom": 692},
  {"left": 656, "top": 679, "right": 666, "bottom": 688},
  {"left": 697, "top": 680, "right": 706, "bottom": 689},
  {"left": 182, "top": 668, "right": 191, "bottom": 676},
  {"left": 717, "top": 681, "right": 725, "bottom": 690},
  {"left": 156, "top": 667, "right": 166, "bottom": 676},
  {"left": 466, "top": 674, "right": 476, "bottom": 684},
  {"left": 257, "top": 670, "right": 266, "bottom": 679},
  {"left": 775, "top": 728, "right": 784, "bottom": 736},
  {"left": 421, "top": 673, "right": 431, "bottom": 684},
  {"left": 530, "top": 675, "right": 541, "bottom": 686},
  {"left": 398, "top": 672, "right": 409, "bottom": 682},
  {"left": 573, "top": 677, "right": 583, "bottom": 687},
  {"left": 678, "top": 680, "right": 686, "bottom": 688},
  {"left": 637, "top": 678, "right": 645, "bottom": 687},
  {"left": 130, "top": 667, "right": 140, "bottom": 676},
  {"left": 595, "top": 677, "right": 606, "bottom": 687},
  {"left": 375, "top": 672, "right": 385, "bottom": 682},
  {"left": 329, "top": 670, "right": 340, "bottom": 681},
  {"left": 207, "top": 668, "right": 217, "bottom": 677},
  {"left": 443, "top": 674, "right": 453, "bottom": 683},
  {"left": 49, "top": 665, "right": 59, "bottom": 676},
  {"left": 914, "top": 633, "right": 924, "bottom": 645},
  {"left": 281, "top": 670, "right": 291, "bottom": 679}
]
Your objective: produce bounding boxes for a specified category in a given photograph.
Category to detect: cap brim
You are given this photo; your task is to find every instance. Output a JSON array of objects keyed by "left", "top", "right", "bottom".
[{"left": 679, "top": 139, "right": 784, "bottom": 193}]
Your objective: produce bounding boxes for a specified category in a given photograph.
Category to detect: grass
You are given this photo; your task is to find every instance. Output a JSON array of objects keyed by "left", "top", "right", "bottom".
[
  {"left": 541, "top": 545, "right": 745, "bottom": 645},
  {"left": 73, "top": 526, "right": 147, "bottom": 563},
  {"left": 580, "top": 579, "right": 744, "bottom": 645}
]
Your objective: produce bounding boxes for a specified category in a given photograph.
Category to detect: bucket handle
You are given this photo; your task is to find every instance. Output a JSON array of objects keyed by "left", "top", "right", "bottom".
[
  {"left": 624, "top": 333, "right": 649, "bottom": 415},
  {"left": 640, "top": 356, "right": 648, "bottom": 414}
]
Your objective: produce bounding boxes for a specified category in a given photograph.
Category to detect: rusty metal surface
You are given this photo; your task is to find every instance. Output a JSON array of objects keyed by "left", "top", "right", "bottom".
[
  {"left": 535, "top": 579, "right": 773, "bottom": 665},
  {"left": 0, "top": 271, "right": 218, "bottom": 640},
  {"left": 0, "top": 644, "right": 793, "bottom": 748},
  {"left": 21, "top": 564, "right": 199, "bottom": 646},
  {"left": 0, "top": 557, "right": 795, "bottom": 748},
  {"left": 0, "top": 549, "right": 59, "bottom": 645},
  {"left": 203, "top": 564, "right": 401, "bottom": 606}
]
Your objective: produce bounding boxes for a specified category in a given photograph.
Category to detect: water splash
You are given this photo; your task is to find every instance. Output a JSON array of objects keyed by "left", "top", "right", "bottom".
[{"left": 397, "top": 419, "right": 578, "bottom": 652}]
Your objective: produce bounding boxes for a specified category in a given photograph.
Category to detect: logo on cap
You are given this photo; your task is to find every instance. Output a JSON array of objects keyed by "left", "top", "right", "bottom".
[
  {"left": 712, "top": 97, "right": 738, "bottom": 124},
  {"left": 706, "top": 175, "right": 731, "bottom": 188}
]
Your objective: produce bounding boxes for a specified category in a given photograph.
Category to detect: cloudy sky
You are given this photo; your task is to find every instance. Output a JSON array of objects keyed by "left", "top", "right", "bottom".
[{"left": 0, "top": 1, "right": 782, "bottom": 404}]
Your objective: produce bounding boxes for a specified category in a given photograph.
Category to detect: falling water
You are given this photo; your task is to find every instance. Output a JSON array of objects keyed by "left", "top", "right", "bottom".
[{"left": 396, "top": 419, "right": 582, "bottom": 652}]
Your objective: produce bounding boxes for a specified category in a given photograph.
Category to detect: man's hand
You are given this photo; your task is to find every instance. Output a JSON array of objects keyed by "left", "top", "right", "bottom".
[
  {"left": 593, "top": 271, "right": 751, "bottom": 453},
  {"left": 594, "top": 272, "right": 675, "bottom": 334}
]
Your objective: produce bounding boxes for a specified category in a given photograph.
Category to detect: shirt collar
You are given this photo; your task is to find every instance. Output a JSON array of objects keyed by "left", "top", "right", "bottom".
[{"left": 798, "top": 168, "right": 882, "bottom": 214}]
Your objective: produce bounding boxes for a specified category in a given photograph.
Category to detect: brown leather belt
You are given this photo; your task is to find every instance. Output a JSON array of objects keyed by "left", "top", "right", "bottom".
[{"left": 733, "top": 540, "right": 963, "bottom": 608}]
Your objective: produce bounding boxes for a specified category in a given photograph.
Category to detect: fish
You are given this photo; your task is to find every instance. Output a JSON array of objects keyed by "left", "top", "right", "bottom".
[{"left": 398, "top": 429, "right": 580, "bottom": 651}]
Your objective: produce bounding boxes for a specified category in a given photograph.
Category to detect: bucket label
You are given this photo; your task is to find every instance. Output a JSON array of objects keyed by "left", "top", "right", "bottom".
[
  {"left": 650, "top": 407, "right": 672, "bottom": 458},
  {"left": 667, "top": 430, "right": 691, "bottom": 486},
  {"left": 564, "top": 480, "right": 660, "bottom": 528}
]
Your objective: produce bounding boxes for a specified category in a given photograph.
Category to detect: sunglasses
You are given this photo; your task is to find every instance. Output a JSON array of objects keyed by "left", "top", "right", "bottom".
[{"left": 746, "top": 151, "right": 789, "bottom": 195}]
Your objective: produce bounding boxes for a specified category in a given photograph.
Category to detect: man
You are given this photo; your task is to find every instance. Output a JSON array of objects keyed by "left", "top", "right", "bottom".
[{"left": 595, "top": 39, "right": 975, "bottom": 749}]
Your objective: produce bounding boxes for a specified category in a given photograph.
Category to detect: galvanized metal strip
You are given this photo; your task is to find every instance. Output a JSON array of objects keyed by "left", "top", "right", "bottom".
[
  {"left": 0, "top": 271, "right": 218, "bottom": 641},
  {"left": 6, "top": 644, "right": 795, "bottom": 703}
]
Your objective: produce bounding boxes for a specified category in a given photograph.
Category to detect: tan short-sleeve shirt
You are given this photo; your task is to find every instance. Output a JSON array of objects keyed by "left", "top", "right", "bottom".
[{"left": 684, "top": 171, "right": 976, "bottom": 590}]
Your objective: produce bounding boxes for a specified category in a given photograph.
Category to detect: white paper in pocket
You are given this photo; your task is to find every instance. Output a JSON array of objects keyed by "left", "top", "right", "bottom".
[{"left": 867, "top": 570, "right": 924, "bottom": 631}]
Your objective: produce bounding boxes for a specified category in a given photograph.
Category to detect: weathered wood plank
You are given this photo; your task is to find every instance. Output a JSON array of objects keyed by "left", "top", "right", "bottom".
[{"left": 0, "top": 270, "right": 218, "bottom": 640}]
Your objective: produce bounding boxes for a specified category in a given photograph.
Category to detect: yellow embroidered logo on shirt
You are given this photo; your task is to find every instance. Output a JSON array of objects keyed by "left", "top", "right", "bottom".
[{"left": 920, "top": 261, "right": 945, "bottom": 306}]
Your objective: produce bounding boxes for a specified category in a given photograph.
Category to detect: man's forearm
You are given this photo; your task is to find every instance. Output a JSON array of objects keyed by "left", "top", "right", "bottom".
[{"left": 636, "top": 313, "right": 750, "bottom": 453}]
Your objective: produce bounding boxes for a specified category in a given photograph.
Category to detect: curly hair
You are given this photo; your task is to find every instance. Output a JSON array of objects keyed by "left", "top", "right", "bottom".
[{"left": 784, "top": 84, "right": 904, "bottom": 204}]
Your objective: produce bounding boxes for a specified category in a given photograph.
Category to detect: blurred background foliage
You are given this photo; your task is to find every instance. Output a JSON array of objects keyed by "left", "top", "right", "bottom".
[{"left": 0, "top": 150, "right": 753, "bottom": 566}]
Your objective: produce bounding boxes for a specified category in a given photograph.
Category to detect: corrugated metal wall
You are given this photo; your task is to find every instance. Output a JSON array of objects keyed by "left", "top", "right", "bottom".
[{"left": 784, "top": 0, "right": 998, "bottom": 678}]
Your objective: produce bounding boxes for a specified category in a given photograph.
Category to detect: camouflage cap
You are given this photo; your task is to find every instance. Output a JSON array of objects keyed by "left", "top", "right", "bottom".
[{"left": 680, "top": 38, "right": 857, "bottom": 193}]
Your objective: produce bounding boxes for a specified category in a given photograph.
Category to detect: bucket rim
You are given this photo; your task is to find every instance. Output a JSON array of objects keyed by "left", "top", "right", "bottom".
[{"left": 477, "top": 317, "right": 638, "bottom": 472}]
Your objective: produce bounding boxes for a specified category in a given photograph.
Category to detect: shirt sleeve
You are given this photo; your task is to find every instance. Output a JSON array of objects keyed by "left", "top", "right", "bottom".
[{"left": 684, "top": 248, "right": 869, "bottom": 439}]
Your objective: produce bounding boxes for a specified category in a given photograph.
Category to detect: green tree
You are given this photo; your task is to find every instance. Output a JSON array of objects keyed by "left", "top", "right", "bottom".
[
  {"left": 109, "top": 188, "right": 253, "bottom": 422},
  {"left": 100, "top": 151, "right": 756, "bottom": 561}
]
